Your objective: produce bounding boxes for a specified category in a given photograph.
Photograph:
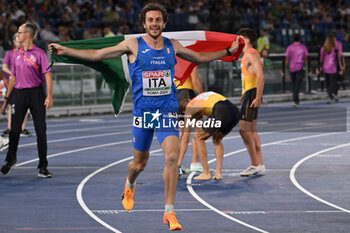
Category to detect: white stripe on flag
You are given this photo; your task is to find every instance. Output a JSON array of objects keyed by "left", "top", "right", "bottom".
[{"left": 124, "top": 31, "right": 207, "bottom": 47}]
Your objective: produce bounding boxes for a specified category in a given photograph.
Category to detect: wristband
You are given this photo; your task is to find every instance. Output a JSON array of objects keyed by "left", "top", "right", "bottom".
[
  {"left": 4, "top": 96, "right": 8, "bottom": 100},
  {"left": 226, "top": 47, "right": 232, "bottom": 56}
]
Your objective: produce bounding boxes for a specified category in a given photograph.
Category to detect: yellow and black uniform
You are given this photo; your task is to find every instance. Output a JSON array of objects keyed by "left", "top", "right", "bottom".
[
  {"left": 175, "top": 76, "right": 196, "bottom": 120},
  {"left": 240, "top": 48, "right": 260, "bottom": 121},
  {"left": 189, "top": 91, "right": 240, "bottom": 135},
  {"left": 175, "top": 75, "right": 196, "bottom": 99}
]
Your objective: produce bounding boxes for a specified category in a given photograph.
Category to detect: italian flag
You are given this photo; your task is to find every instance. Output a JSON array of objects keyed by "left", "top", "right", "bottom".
[{"left": 51, "top": 31, "right": 244, "bottom": 115}]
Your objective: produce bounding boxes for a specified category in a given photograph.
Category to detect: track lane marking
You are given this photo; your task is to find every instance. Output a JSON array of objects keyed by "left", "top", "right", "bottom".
[
  {"left": 187, "top": 132, "right": 341, "bottom": 233},
  {"left": 290, "top": 143, "right": 350, "bottom": 213}
]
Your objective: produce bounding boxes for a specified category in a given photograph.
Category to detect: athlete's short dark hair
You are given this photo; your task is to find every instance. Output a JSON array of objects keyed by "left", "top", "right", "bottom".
[
  {"left": 237, "top": 28, "right": 257, "bottom": 44},
  {"left": 177, "top": 91, "right": 191, "bottom": 114},
  {"left": 140, "top": 2, "right": 168, "bottom": 23}
]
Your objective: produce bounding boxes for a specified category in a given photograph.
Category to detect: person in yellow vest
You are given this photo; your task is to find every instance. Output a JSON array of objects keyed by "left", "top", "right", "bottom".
[
  {"left": 175, "top": 67, "right": 204, "bottom": 176},
  {"left": 178, "top": 91, "right": 240, "bottom": 180},
  {"left": 257, "top": 29, "right": 269, "bottom": 54},
  {"left": 237, "top": 28, "right": 266, "bottom": 176}
]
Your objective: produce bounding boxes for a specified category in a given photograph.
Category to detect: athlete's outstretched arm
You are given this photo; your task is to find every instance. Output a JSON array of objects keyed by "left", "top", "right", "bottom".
[
  {"left": 172, "top": 36, "right": 241, "bottom": 64},
  {"left": 48, "top": 38, "right": 137, "bottom": 62}
]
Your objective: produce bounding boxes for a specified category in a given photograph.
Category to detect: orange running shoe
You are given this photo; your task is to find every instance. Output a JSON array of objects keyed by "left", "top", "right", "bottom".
[
  {"left": 163, "top": 211, "right": 182, "bottom": 231},
  {"left": 121, "top": 180, "right": 135, "bottom": 211}
]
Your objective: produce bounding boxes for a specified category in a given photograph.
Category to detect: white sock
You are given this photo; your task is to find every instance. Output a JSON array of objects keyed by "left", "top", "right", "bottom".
[
  {"left": 127, "top": 178, "right": 135, "bottom": 189},
  {"left": 165, "top": 204, "right": 174, "bottom": 213}
]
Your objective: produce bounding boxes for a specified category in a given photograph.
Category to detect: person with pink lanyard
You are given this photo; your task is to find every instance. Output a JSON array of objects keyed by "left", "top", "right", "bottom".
[
  {"left": 0, "top": 23, "right": 53, "bottom": 178},
  {"left": 285, "top": 33, "right": 309, "bottom": 108},
  {"left": 320, "top": 35, "right": 344, "bottom": 104}
]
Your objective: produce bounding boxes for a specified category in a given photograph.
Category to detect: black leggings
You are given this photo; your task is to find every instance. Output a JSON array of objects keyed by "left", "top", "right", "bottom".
[
  {"left": 325, "top": 73, "right": 338, "bottom": 99},
  {"left": 290, "top": 69, "right": 304, "bottom": 104},
  {"left": 6, "top": 86, "right": 48, "bottom": 169}
]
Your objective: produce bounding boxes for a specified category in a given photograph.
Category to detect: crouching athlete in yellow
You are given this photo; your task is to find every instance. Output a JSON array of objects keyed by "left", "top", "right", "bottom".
[
  {"left": 175, "top": 67, "right": 204, "bottom": 176},
  {"left": 179, "top": 91, "right": 240, "bottom": 180}
]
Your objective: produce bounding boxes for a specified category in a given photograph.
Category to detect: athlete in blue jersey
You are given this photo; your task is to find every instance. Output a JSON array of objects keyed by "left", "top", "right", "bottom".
[{"left": 49, "top": 3, "right": 241, "bottom": 231}]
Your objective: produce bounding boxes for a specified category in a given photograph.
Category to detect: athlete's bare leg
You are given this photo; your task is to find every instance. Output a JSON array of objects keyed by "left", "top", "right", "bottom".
[
  {"left": 161, "top": 135, "right": 179, "bottom": 205},
  {"left": 193, "top": 127, "right": 211, "bottom": 180},
  {"left": 212, "top": 138, "right": 224, "bottom": 180},
  {"left": 127, "top": 148, "right": 150, "bottom": 184},
  {"left": 239, "top": 120, "right": 263, "bottom": 166},
  {"left": 177, "top": 126, "right": 190, "bottom": 167},
  {"left": 191, "top": 138, "right": 200, "bottom": 164}
]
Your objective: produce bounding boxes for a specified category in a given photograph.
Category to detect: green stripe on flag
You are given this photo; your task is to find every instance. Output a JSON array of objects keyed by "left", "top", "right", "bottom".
[{"left": 50, "top": 36, "right": 130, "bottom": 115}]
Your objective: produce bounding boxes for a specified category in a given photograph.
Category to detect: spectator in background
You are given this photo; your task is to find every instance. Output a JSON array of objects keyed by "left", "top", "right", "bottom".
[
  {"left": 261, "top": 48, "right": 272, "bottom": 69},
  {"left": 320, "top": 35, "right": 344, "bottom": 103},
  {"left": 83, "top": 25, "right": 102, "bottom": 39},
  {"left": 257, "top": 29, "right": 269, "bottom": 53},
  {"left": 331, "top": 29, "right": 346, "bottom": 90},
  {"left": 116, "top": 25, "right": 130, "bottom": 36},
  {"left": 25, "top": 13, "right": 40, "bottom": 35},
  {"left": 285, "top": 33, "right": 309, "bottom": 108},
  {"left": 103, "top": 25, "right": 115, "bottom": 37},
  {"left": 1, "top": 34, "right": 32, "bottom": 137},
  {"left": 58, "top": 25, "right": 72, "bottom": 42},
  {"left": 40, "top": 22, "right": 60, "bottom": 44}
]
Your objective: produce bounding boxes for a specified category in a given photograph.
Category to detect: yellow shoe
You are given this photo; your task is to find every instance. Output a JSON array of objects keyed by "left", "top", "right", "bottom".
[
  {"left": 121, "top": 180, "right": 135, "bottom": 211},
  {"left": 163, "top": 211, "right": 182, "bottom": 231}
]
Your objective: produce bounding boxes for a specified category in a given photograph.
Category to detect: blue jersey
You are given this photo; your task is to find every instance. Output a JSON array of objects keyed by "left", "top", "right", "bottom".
[{"left": 128, "top": 36, "right": 178, "bottom": 116}]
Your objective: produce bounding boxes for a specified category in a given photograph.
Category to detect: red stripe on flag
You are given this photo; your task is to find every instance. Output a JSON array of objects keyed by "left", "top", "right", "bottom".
[{"left": 174, "top": 31, "right": 245, "bottom": 85}]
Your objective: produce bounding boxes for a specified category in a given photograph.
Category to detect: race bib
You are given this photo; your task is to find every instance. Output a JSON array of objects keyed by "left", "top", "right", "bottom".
[
  {"left": 142, "top": 70, "right": 172, "bottom": 96},
  {"left": 133, "top": 116, "right": 143, "bottom": 128}
]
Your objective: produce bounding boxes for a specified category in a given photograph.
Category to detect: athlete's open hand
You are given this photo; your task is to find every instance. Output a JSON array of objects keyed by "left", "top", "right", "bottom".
[
  {"left": 48, "top": 43, "right": 66, "bottom": 55},
  {"left": 229, "top": 36, "right": 242, "bottom": 54}
]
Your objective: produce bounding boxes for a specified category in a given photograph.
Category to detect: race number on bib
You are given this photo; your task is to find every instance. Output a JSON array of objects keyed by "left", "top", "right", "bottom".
[
  {"left": 133, "top": 116, "right": 143, "bottom": 128},
  {"left": 142, "top": 70, "right": 172, "bottom": 96}
]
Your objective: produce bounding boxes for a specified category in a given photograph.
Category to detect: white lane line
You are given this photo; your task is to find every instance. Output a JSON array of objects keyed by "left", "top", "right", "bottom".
[
  {"left": 47, "top": 125, "right": 129, "bottom": 135},
  {"left": 186, "top": 172, "right": 268, "bottom": 233},
  {"left": 91, "top": 209, "right": 344, "bottom": 215},
  {"left": 23, "top": 120, "right": 130, "bottom": 134},
  {"left": 73, "top": 134, "right": 244, "bottom": 233},
  {"left": 12, "top": 127, "right": 342, "bottom": 232},
  {"left": 15, "top": 140, "right": 131, "bottom": 167},
  {"left": 15, "top": 166, "right": 105, "bottom": 169},
  {"left": 187, "top": 132, "right": 342, "bottom": 233},
  {"left": 18, "top": 131, "right": 131, "bottom": 148},
  {"left": 210, "top": 132, "right": 341, "bottom": 163},
  {"left": 92, "top": 209, "right": 211, "bottom": 214},
  {"left": 290, "top": 143, "right": 350, "bottom": 213},
  {"left": 46, "top": 118, "right": 131, "bottom": 128},
  {"left": 76, "top": 148, "right": 163, "bottom": 233}
]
